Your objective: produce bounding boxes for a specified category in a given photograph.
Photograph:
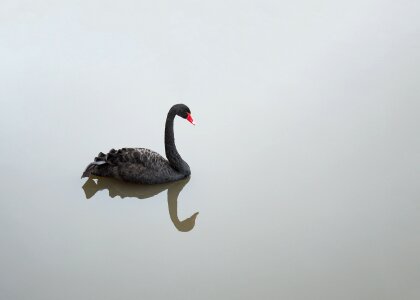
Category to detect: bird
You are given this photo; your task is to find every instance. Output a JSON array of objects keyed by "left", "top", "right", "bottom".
[{"left": 82, "top": 104, "right": 195, "bottom": 184}]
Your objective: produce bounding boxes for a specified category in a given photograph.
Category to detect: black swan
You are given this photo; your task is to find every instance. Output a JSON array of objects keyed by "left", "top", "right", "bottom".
[
  {"left": 82, "top": 104, "right": 195, "bottom": 184},
  {"left": 82, "top": 176, "right": 198, "bottom": 232}
]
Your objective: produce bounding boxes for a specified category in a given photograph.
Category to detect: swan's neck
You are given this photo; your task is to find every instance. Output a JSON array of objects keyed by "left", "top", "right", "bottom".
[{"left": 165, "top": 112, "right": 190, "bottom": 175}]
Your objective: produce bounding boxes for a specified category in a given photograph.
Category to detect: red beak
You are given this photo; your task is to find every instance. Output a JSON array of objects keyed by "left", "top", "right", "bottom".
[{"left": 187, "top": 113, "right": 196, "bottom": 125}]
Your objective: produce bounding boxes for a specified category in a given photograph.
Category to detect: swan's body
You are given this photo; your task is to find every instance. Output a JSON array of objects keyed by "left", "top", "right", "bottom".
[{"left": 82, "top": 104, "right": 195, "bottom": 184}]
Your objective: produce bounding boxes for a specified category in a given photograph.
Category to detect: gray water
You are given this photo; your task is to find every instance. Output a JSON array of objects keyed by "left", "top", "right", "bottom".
[{"left": 1, "top": 1, "right": 419, "bottom": 299}]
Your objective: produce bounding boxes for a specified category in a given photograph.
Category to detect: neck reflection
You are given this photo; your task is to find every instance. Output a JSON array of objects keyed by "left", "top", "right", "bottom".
[{"left": 82, "top": 176, "right": 198, "bottom": 232}]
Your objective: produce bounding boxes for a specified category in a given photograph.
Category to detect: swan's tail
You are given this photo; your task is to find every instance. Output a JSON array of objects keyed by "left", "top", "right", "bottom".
[{"left": 81, "top": 160, "right": 106, "bottom": 178}]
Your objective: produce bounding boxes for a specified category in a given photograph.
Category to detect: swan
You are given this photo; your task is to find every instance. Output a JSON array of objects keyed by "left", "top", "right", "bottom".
[{"left": 82, "top": 104, "right": 195, "bottom": 184}]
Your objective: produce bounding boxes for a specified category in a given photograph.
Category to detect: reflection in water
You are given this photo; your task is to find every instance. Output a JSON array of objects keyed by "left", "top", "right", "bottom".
[{"left": 82, "top": 176, "right": 198, "bottom": 232}]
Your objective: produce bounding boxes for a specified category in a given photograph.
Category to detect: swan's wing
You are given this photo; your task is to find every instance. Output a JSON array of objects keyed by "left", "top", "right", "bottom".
[
  {"left": 96, "top": 148, "right": 170, "bottom": 169},
  {"left": 86, "top": 148, "right": 175, "bottom": 183}
]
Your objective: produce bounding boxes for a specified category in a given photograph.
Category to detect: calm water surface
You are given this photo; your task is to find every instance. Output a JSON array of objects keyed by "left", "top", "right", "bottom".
[{"left": 1, "top": 1, "right": 419, "bottom": 299}]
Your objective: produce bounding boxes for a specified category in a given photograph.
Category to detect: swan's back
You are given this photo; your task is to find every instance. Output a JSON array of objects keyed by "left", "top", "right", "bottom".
[
  {"left": 83, "top": 148, "right": 186, "bottom": 184},
  {"left": 103, "top": 148, "right": 169, "bottom": 168}
]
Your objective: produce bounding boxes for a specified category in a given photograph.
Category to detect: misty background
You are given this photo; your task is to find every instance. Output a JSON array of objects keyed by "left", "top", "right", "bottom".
[{"left": 0, "top": 1, "right": 419, "bottom": 299}]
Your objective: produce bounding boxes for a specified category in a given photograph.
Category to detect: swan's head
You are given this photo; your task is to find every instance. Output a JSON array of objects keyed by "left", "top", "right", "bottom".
[{"left": 172, "top": 104, "right": 195, "bottom": 125}]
